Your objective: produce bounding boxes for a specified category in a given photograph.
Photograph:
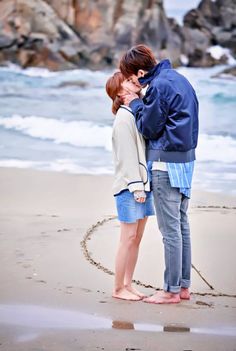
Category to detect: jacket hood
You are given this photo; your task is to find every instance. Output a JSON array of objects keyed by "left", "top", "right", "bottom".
[{"left": 138, "top": 59, "right": 172, "bottom": 86}]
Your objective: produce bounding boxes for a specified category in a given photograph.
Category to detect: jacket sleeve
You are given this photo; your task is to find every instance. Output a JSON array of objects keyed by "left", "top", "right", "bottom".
[
  {"left": 113, "top": 116, "right": 144, "bottom": 193},
  {"left": 129, "top": 85, "right": 169, "bottom": 139}
]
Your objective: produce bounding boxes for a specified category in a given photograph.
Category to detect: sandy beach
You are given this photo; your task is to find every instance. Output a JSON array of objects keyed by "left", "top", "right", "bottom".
[{"left": 0, "top": 167, "right": 236, "bottom": 351}]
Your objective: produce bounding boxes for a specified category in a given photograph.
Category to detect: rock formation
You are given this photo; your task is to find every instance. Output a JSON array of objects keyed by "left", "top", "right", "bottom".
[
  {"left": 182, "top": 0, "right": 236, "bottom": 66},
  {"left": 0, "top": 0, "right": 235, "bottom": 70},
  {"left": 212, "top": 65, "right": 236, "bottom": 79},
  {"left": 0, "top": 0, "right": 83, "bottom": 69}
]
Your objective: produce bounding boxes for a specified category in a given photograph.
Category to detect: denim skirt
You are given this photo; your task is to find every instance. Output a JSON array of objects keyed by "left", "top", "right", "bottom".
[{"left": 115, "top": 190, "right": 155, "bottom": 223}]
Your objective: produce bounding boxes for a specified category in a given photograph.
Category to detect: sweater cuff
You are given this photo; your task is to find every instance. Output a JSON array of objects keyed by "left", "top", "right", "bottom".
[
  {"left": 128, "top": 181, "right": 144, "bottom": 193},
  {"left": 129, "top": 98, "right": 143, "bottom": 114}
]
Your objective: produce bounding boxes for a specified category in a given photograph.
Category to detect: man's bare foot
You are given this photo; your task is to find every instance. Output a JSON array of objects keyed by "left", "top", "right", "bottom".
[
  {"left": 112, "top": 287, "right": 142, "bottom": 301},
  {"left": 125, "top": 285, "right": 147, "bottom": 298},
  {"left": 143, "top": 291, "right": 181, "bottom": 304},
  {"left": 180, "top": 288, "right": 191, "bottom": 300}
]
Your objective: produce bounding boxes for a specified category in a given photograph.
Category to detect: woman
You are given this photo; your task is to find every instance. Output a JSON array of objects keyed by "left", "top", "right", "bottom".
[{"left": 106, "top": 72, "right": 154, "bottom": 301}]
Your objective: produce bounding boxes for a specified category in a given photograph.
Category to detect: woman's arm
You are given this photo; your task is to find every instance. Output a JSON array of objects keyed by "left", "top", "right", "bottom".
[{"left": 113, "top": 114, "right": 144, "bottom": 194}]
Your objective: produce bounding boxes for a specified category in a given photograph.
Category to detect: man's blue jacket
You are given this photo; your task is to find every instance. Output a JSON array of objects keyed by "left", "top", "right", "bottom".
[{"left": 130, "top": 59, "right": 199, "bottom": 163}]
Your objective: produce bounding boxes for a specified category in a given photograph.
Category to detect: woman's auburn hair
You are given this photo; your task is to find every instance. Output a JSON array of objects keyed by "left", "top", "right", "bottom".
[
  {"left": 106, "top": 71, "right": 125, "bottom": 115},
  {"left": 119, "top": 44, "right": 156, "bottom": 78}
]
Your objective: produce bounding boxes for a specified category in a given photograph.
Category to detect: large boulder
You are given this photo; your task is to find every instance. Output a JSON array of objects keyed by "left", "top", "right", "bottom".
[
  {"left": 182, "top": 0, "right": 236, "bottom": 66},
  {"left": 0, "top": 0, "right": 82, "bottom": 69},
  {"left": 56, "top": 0, "right": 181, "bottom": 66},
  {"left": 45, "top": 0, "right": 75, "bottom": 26},
  {"left": 199, "top": 0, "right": 236, "bottom": 54},
  {"left": 44, "top": 0, "right": 184, "bottom": 68}
]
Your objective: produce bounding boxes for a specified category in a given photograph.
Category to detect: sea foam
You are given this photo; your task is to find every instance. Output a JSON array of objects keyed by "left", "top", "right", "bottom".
[
  {"left": 0, "top": 114, "right": 112, "bottom": 151},
  {"left": 1, "top": 114, "right": 236, "bottom": 164}
]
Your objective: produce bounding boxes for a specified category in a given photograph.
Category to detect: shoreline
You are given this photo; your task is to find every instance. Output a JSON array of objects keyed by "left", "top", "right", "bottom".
[
  {"left": 0, "top": 164, "right": 236, "bottom": 198},
  {"left": 0, "top": 167, "right": 236, "bottom": 350}
]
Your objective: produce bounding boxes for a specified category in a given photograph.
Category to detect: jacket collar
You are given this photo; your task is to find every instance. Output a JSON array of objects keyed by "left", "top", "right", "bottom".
[{"left": 138, "top": 59, "right": 172, "bottom": 86}]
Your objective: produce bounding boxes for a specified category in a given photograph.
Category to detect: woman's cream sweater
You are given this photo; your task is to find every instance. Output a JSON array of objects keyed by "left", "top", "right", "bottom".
[{"left": 112, "top": 106, "right": 150, "bottom": 196}]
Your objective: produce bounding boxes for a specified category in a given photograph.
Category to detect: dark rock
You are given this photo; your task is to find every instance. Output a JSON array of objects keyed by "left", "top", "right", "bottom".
[
  {"left": 182, "top": 27, "right": 211, "bottom": 66},
  {"left": 182, "top": 0, "right": 236, "bottom": 66},
  {"left": 0, "top": 0, "right": 81, "bottom": 70},
  {"left": 198, "top": 0, "right": 221, "bottom": 27},
  {"left": 212, "top": 65, "right": 236, "bottom": 80},
  {"left": 0, "top": 35, "right": 17, "bottom": 49},
  {"left": 184, "top": 9, "right": 212, "bottom": 32},
  {"left": 18, "top": 47, "right": 75, "bottom": 70},
  {"left": 213, "top": 28, "right": 236, "bottom": 54}
]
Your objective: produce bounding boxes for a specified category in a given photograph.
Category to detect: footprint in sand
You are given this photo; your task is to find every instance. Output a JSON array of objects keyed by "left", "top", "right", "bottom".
[
  {"left": 22, "top": 264, "right": 31, "bottom": 268},
  {"left": 35, "top": 213, "right": 59, "bottom": 218},
  {"left": 80, "top": 287, "right": 92, "bottom": 293},
  {"left": 196, "top": 300, "right": 213, "bottom": 307},
  {"left": 65, "top": 286, "right": 73, "bottom": 294}
]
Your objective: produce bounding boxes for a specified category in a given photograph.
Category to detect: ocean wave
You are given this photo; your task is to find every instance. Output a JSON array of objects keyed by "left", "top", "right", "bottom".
[
  {"left": 207, "top": 45, "right": 236, "bottom": 65},
  {"left": 0, "top": 158, "right": 113, "bottom": 174},
  {"left": 0, "top": 64, "right": 111, "bottom": 83},
  {"left": 0, "top": 64, "right": 59, "bottom": 78},
  {"left": 0, "top": 115, "right": 112, "bottom": 151},
  {"left": 197, "top": 134, "right": 236, "bottom": 163},
  {"left": 0, "top": 114, "right": 236, "bottom": 164}
]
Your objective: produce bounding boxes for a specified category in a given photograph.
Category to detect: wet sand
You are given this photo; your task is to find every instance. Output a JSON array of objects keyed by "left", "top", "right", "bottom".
[{"left": 0, "top": 167, "right": 236, "bottom": 351}]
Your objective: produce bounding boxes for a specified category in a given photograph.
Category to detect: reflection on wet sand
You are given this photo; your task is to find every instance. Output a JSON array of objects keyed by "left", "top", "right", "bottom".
[
  {"left": 112, "top": 321, "right": 134, "bottom": 330},
  {"left": 163, "top": 325, "right": 190, "bottom": 333},
  {"left": 112, "top": 321, "right": 190, "bottom": 333},
  {"left": 0, "top": 305, "right": 235, "bottom": 337}
]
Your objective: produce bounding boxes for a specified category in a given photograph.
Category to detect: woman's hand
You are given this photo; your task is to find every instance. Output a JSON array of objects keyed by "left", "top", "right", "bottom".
[{"left": 134, "top": 190, "right": 146, "bottom": 203}]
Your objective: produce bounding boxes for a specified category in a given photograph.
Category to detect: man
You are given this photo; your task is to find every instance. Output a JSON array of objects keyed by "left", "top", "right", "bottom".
[{"left": 120, "top": 44, "right": 199, "bottom": 304}]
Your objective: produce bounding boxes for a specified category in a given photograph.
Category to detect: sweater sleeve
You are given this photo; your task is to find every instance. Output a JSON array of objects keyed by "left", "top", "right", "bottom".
[
  {"left": 113, "top": 115, "right": 144, "bottom": 192},
  {"left": 129, "top": 85, "right": 169, "bottom": 140}
]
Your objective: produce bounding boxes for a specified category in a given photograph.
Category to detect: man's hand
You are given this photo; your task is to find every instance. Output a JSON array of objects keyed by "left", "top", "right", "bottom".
[{"left": 121, "top": 91, "right": 139, "bottom": 106}]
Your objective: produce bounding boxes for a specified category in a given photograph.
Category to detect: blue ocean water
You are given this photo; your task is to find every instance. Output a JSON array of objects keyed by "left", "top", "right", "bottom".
[{"left": 0, "top": 63, "right": 236, "bottom": 194}]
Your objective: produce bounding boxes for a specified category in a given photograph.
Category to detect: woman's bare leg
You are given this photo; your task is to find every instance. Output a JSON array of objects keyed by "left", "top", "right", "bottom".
[
  {"left": 113, "top": 221, "right": 141, "bottom": 300},
  {"left": 124, "top": 217, "right": 148, "bottom": 297}
]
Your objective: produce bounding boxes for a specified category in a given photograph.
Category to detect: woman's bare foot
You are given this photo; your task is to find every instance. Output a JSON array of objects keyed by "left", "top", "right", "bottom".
[
  {"left": 143, "top": 291, "right": 181, "bottom": 304},
  {"left": 180, "top": 288, "right": 191, "bottom": 300},
  {"left": 125, "top": 285, "right": 147, "bottom": 298},
  {"left": 112, "top": 287, "right": 142, "bottom": 301}
]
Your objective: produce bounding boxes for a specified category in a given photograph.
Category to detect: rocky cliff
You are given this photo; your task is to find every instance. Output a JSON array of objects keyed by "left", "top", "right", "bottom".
[
  {"left": 182, "top": 0, "right": 236, "bottom": 66},
  {"left": 0, "top": 0, "right": 235, "bottom": 70}
]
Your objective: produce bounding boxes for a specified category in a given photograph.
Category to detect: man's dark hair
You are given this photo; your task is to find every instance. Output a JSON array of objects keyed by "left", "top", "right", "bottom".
[{"left": 119, "top": 44, "right": 157, "bottom": 78}]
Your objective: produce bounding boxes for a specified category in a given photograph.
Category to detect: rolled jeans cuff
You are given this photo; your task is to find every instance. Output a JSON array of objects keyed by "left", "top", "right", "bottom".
[
  {"left": 181, "top": 279, "right": 191, "bottom": 289},
  {"left": 164, "top": 283, "right": 181, "bottom": 294}
]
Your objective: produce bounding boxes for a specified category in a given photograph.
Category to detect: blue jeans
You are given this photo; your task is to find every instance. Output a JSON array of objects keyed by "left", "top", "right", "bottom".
[{"left": 152, "top": 170, "right": 191, "bottom": 293}]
